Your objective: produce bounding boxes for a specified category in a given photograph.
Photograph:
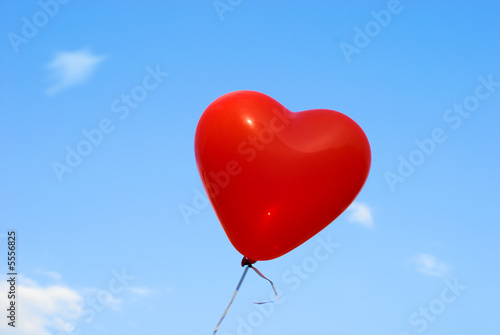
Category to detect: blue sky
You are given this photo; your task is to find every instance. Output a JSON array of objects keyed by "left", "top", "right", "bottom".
[{"left": 1, "top": 0, "right": 499, "bottom": 334}]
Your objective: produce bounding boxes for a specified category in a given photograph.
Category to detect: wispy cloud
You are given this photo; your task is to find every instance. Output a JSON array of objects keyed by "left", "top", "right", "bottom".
[
  {"left": 81, "top": 287, "right": 124, "bottom": 311},
  {"left": 45, "top": 49, "right": 106, "bottom": 95},
  {"left": 346, "top": 202, "right": 374, "bottom": 228},
  {"left": 126, "top": 286, "right": 153, "bottom": 296},
  {"left": 34, "top": 269, "right": 63, "bottom": 281},
  {"left": 411, "top": 253, "right": 450, "bottom": 277}
]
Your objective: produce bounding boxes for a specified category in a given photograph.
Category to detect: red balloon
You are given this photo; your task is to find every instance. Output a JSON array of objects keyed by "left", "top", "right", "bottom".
[{"left": 195, "top": 91, "right": 371, "bottom": 261}]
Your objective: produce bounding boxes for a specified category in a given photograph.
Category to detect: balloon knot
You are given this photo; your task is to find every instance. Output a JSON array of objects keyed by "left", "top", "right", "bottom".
[{"left": 241, "top": 257, "right": 256, "bottom": 267}]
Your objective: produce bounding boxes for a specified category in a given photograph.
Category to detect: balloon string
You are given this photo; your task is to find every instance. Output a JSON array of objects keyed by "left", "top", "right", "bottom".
[
  {"left": 213, "top": 265, "right": 250, "bottom": 335},
  {"left": 249, "top": 264, "right": 278, "bottom": 304}
]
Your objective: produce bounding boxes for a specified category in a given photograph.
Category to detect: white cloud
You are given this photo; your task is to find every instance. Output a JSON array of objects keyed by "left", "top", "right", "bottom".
[
  {"left": 0, "top": 274, "right": 83, "bottom": 335},
  {"left": 346, "top": 202, "right": 374, "bottom": 228},
  {"left": 0, "top": 271, "right": 153, "bottom": 335},
  {"left": 412, "top": 253, "right": 450, "bottom": 277},
  {"left": 45, "top": 49, "right": 106, "bottom": 95}
]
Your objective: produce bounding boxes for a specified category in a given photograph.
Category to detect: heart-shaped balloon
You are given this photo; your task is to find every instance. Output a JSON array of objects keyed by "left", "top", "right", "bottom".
[{"left": 195, "top": 91, "right": 371, "bottom": 261}]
